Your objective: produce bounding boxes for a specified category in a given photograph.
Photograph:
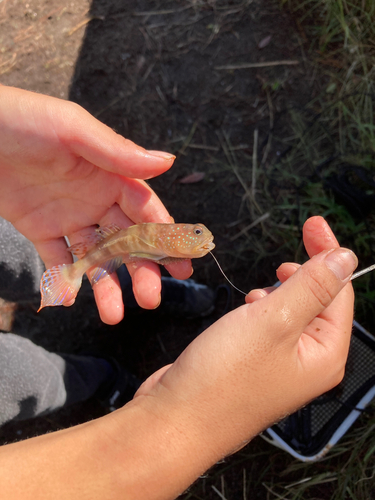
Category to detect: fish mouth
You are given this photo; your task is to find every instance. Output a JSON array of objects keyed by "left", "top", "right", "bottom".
[
  {"left": 196, "top": 237, "right": 215, "bottom": 255},
  {"left": 202, "top": 241, "right": 215, "bottom": 251}
]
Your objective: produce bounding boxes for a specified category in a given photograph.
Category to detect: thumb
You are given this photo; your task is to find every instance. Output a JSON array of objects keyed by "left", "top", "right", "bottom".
[
  {"left": 61, "top": 103, "right": 175, "bottom": 180},
  {"left": 262, "top": 247, "right": 358, "bottom": 338}
]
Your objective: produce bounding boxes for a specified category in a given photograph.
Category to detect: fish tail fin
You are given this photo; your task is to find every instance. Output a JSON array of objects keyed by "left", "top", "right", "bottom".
[{"left": 38, "top": 264, "right": 82, "bottom": 312}]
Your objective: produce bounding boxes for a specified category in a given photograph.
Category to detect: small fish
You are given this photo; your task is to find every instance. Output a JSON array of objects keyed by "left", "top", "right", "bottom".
[{"left": 38, "top": 223, "right": 215, "bottom": 311}]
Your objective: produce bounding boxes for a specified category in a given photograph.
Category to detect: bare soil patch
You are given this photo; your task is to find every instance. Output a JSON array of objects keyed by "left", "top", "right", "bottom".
[{"left": 0, "top": 1, "right": 319, "bottom": 497}]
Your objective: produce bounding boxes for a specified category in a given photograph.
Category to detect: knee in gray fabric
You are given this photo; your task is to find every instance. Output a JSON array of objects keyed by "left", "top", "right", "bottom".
[
  {"left": 0, "top": 218, "right": 44, "bottom": 301},
  {"left": 0, "top": 333, "right": 67, "bottom": 425}
]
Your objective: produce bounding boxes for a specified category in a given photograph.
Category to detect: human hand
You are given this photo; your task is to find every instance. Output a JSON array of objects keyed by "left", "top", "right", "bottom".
[
  {"left": 0, "top": 216, "right": 358, "bottom": 500},
  {"left": 133, "top": 216, "right": 357, "bottom": 474},
  {"left": 0, "top": 85, "right": 192, "bottom": 324},
  {"left": 246, "top": 214, "right": 344, "bottom": 302}
]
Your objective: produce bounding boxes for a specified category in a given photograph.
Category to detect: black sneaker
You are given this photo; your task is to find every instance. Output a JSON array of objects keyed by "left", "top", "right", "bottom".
[
  {"left": 97, "top": 358, "right": 142, "bottom": 412},
  {"left": 158, "top": 277, "right": 216, "bottom": 319},
  {"left": 118, "top": 265, "right": 221, "bottom": 319},
  {"left": 262, "top": 321, "right": 375, "bottom": 461}
]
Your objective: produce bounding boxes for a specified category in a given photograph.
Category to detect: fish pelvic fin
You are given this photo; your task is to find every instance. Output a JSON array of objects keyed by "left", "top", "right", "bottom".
[
  {"left": 89, "top": 256, "right": 123, "bottom": 286},
  {"left": 38, "top": 264, "right": 82, "bottom": 311}
]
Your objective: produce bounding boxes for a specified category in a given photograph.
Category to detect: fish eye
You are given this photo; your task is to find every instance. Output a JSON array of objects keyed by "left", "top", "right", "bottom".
[{"left": 194, "top": 227, "right": 203, "bottom": 236}]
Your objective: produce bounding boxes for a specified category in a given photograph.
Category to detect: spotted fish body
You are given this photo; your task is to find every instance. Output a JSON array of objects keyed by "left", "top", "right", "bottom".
[{"left": 38, "top": 223, "right": 215, "bottom": 311}]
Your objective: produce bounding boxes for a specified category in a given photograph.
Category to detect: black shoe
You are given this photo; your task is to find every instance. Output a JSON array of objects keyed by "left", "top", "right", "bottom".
[
  {"left": 262, "top": 321, "right": 375, "bottom": 461},
  {"left": 118, "top": 265, "right": 224, "bottom": 319},
  {"left": 97, "top": 358, "right": 142, "bottom": 412},
  {"left": 158, "top": 277, "right": 216, "bottom": 319}
]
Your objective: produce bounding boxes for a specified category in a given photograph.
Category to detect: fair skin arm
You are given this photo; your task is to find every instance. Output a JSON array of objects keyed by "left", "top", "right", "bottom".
[
  {"left": 0, "top": 85, "right": 192, "bottom": 325},
  {"left": 0, "top": 216, "right": 357, "bottom": 500}
]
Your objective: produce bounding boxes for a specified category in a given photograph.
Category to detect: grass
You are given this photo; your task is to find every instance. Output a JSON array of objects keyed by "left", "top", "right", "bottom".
[
  {"left": 183, "top": 410, "right": 375, "bottom": 499},
  {"left": 274, "top": 0, "right": 375, "bottom": 330},
  {"left": 2, "top": 1, "right": 374, "bottom": 498},
  {"left": 261, "top": 1, "right": 375, "bottom": 498},
  {"left": 270, "top": 414, "right": 375, "bottom": 499},
  {"left": 183, "top": 1, "right": 375, "bottom": 499},
  {"left": 227, "top": 0, "right": 375, "bottom": 327}
]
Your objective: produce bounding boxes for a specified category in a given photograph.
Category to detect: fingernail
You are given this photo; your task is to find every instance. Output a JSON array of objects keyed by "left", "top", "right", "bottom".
[
  {"left": 152, "top": 295, "right": 162, "bottom": 310},
  {"left": 146, "top": 150, "right": 176, "bottom": 160},
  {"left": 324, "top": 248, "right": 358, "bottom": 281},
  {"left": 250, "top": 288, "right": 268, "bottom": 298}
]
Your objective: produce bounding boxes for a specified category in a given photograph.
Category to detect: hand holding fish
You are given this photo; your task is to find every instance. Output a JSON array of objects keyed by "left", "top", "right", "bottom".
[
  {"left": 0, "top": 217, "right": 359, "bottom": 499},
  {"left": 38, "top": 222, "right": 215, "bottom": 311},
  {"left": 0, "top": 85, "right": 191, "bottom": 324}
]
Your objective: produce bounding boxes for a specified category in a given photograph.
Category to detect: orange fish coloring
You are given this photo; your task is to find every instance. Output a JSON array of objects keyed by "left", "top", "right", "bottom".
[{"left": 38, "top": 223, "right": 215, "bottom": 311}]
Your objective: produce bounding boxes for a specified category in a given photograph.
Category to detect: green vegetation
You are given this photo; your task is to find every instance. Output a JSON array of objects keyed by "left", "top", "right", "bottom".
[
  {"left": 241, "top": 0, "right": 375, "bottom": 328},
  {"left": 278, "top": 0, "right": 375, "bottom": 329},
  {"left": 184, "top": 2, "right": 375, "bottom": 498}
]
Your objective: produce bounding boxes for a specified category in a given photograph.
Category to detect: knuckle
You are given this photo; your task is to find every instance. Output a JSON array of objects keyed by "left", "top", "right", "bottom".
[
  {"left": 328, "top": 366, "right": 346, "bottom": 391},
  {"left": 304, "top": 268, "right": 335, "bottom": 309},
  {"left": 66, "top": 100, "right": 84, "bottom": 117},
  {"left": 334, "top": 367, "right": 346, "bottom": 385}
]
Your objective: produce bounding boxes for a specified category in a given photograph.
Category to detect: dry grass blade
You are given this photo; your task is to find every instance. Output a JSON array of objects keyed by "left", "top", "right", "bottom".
[
  {"left": 132, "top": 6, "right": 193, "bottom": 16},
  {"left": 178, "top": 121, "right": 199, "bottom": 156},
  {"left": 187, "top": 144, "right": 220, "bottom": 151},
  {"left": 211, "top": 485, "right": 228, "bottom": 500},
  {"left": 218, "top": 131, "right": 262, "bottom": 215},
  {"left": 251, "top": 128, "right": 258, "bottom": 218},
  {"left": 0, "top": 53, "right": 16, "bottom": 75},
  {"left": 215, "top": 60, "right": 299, "bottom": 70},
  {"left": 262, "top": 482, "right": 291, "bottom": 499},
  {"left": 230, "top": 212, "right": 270, "bottom": 241},
  {"left": 68, "top": 17, "right": 103, "bottom": 36}
]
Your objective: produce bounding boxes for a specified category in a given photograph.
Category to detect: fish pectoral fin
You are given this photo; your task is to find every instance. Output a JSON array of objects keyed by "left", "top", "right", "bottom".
[
  {"left": 156, "top": 257, "right": 187, "bottom": 265},
  {"left": 124, "top": 254, "right": 186, "bottom": 265},
  {"left": 126, "top": 252, "right": 166, "bottom": 261},
  {"left": 89, "top": 257, "right": 123, "bottom": 285}
]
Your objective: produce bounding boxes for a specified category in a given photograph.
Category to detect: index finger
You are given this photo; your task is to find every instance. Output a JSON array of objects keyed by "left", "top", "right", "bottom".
[{"left": 303, "top": 216, "right": 340, "bottom": 257}]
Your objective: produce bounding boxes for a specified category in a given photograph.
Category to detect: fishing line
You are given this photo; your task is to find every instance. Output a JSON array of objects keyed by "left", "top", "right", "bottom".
[
  {"left": 210, "top": 251, "right": 375, "bottom": 296},
  {"left": 209, "top": 252, "right": 247, "bottom": 295}
]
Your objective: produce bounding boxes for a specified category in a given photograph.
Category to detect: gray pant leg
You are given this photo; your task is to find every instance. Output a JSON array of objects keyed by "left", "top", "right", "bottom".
[
  {"left": 0, "top": 220, "right": 113, "bottom": 425},
  {"left": 0, "top": 333, "right": 111, "bottom": 426},
  {"left": 0, "top": 218, "right": 44, "bottom": 301}
]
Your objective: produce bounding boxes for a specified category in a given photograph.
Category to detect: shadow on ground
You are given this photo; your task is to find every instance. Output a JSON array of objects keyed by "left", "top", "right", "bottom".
[{"left": 1, "top": 1, "right": 316, "bottom": 498}]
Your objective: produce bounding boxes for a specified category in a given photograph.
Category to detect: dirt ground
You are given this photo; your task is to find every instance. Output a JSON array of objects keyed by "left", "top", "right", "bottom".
[{"left": 0, "top": 0, "right": 317, "bottom": 497}]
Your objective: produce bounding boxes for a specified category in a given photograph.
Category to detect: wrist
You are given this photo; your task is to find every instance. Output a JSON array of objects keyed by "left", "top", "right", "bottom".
[{"left": 105, "top": 393, "right": 222, "bottom": 500}]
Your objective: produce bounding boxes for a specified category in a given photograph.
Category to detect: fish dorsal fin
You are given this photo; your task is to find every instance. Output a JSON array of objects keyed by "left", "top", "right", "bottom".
[
  {"left": 68, "top": 224, "right": 122, "bottom": 259},
  {"left": 68, "top": 233, "right": 103, "bottom": 259},
  {"left": 96, "top": 224, "right": 122, "bottom": 238}
]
